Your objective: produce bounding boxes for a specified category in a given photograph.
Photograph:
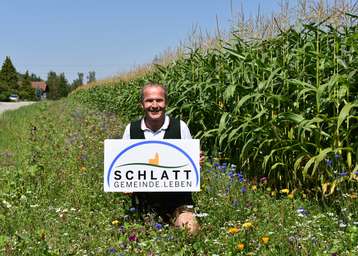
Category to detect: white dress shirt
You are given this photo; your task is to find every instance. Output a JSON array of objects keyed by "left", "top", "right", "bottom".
[{"left": 122, "top": 115, "right": 192, "bottom": 139}]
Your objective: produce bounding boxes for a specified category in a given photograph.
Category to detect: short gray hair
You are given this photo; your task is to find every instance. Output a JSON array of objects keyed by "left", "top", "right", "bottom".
[{"left": 140, "top": 83, "right": 168, "bottom": 103}]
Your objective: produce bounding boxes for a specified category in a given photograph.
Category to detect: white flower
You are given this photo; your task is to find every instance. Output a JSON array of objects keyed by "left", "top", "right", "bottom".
[
  {"left": 195, "top": 213, "right": 208, "bottom": 217},
  {"left": 339, "top": 222, "right": 347, "bottom": 228},
  {"left": 2, "top": 200, "right": 12, "bottom": 208}
]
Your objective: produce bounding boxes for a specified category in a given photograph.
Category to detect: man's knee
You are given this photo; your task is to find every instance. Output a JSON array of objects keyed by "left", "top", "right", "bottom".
[{"left": 174, "top": 211, "right": 200, "bottom": 234}]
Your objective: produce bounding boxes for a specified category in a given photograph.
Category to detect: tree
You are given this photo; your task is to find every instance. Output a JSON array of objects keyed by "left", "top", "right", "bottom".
[
  {"left": 30, "top": 73, "right": 42, "bottom": 81},
  {"left": 47, "top": 71, "right": 69, "bottom": 100},
  {"left": 71, "top": 72, "right": 84, "bottom": 90},
  {"left": 18, "top": 71, "right": 36, "bottom": 100},
  {"left": 0, "top": 56, "right": 18, "bottom": 100},
  {"left": 87, "top": 71, "right": 96, "bottom": 83},
  {"left": 47, "top": 71, "right": 59, "bottom": 99},
  {"left": 58, "top": 73, "right": 69, "bottom": 97}
]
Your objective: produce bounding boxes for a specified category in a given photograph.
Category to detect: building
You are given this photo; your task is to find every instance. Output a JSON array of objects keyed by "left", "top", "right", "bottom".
[{"left": 31, "top": 81, "right": 48, "bottom": 99}]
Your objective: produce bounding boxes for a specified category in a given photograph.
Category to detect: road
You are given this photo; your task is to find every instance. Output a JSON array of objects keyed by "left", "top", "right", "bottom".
[{"left": 0, "top": 102, "right": 36, "bottom": 115}]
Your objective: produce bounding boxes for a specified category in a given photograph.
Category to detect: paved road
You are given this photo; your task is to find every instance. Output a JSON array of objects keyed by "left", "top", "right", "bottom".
[{"left": 0, "top": 102, "right": 36, "bottom": 115}]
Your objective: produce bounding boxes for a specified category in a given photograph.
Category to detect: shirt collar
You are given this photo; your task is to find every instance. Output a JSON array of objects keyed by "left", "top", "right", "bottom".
[{"left": 140, "top": 115, "right": 169, "bottom": 131}]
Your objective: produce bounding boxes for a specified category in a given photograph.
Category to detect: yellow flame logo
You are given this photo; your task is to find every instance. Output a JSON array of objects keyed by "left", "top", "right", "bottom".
[{"left": 148, "top": 152, "right": 159, "bottom": 165}]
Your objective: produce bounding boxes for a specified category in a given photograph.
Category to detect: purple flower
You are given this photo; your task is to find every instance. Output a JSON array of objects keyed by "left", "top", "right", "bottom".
[
  {"left": 237, "top": 172, "right": 244, "bottom": 182},
  {"left": 334, "top": 154, "right": 340, "bottom": 159},
  {"left": 228, "top": 171, "right": 234, "bottom": 178},
  {"left": 214, "top": 163, "right": 219, "bottom": 168},
  {"left": 219, "top": 165, "right": 226, "bottom": 172},
  {"left": 129, "top": 207, "right": 137, "bottom": 212},
  {"left": 128, "top": 234, "right": 138, "bottom": 242},
  {"left": 108, "top": 247, "right": 116, "bottom": 253},
  {"left": 325, "top": 159, "right": 333, "bottom": 167},
  {"left": 154, "top": 223, "right": 163, "bottom": 230},
  {"left": 241, "top": 186, "right": 247, "bottom": 193},
  {"left": 296, "top": 207, "right": 308, "bottom": 216},
  {"left": 354, "top": 171, "right": 358, "bottom": 175},
  {"left": 339, "top": 172, "right": 348, "bottom": 176}
]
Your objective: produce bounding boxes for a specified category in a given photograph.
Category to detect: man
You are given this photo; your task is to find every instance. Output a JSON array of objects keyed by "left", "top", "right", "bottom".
[{"left": 122, "top": 83, "right": 202, "bottom": 234}]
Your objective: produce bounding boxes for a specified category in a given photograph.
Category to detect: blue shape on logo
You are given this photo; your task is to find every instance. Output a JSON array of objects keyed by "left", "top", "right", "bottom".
[{"left": 107, "top": 140, "right": 199, "bottom": 187}]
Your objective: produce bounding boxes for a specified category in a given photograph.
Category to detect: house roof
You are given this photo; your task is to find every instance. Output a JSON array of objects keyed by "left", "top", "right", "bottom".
[{"left": 31, "top": 81, "right": 47, "bottom": 91}]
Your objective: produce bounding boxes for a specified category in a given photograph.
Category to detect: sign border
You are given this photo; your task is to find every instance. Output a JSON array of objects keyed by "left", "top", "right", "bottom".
[{"left": 106, "top": 140, "right": 199, "bottom": 189}]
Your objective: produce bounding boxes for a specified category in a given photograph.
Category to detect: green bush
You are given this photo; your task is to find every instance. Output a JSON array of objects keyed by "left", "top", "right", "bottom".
[{"left": 0, "top": 91, "right": 11, "bottom": 101}]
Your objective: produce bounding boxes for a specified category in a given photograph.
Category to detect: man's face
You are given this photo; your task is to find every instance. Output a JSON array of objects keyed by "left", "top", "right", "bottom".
[{"left": 141, "top": 86, "right": 167, "bottom": 123}]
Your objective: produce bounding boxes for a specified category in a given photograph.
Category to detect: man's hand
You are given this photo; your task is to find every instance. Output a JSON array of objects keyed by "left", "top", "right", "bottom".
[{"left": 200, "top": 151, "right": 205, "bottom": 167}]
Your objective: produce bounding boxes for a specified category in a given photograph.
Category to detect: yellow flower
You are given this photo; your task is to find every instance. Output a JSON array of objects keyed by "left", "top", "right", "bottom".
[
  {"left": 111, "top": 220, "right": 119, "bottom": 225},
  {"left": 261, "top": 236, "right": 269, "bottom": 244},
  {"left": 288, "top": 193, "right": 294, "bottom": 199},
  {"left": 236, "top": 242, "right": 245, "bottom": 251},
  {"left": 80, "top": 166, "right": 86, "bottom": 172},
  {"left": 227, "top": 227, "right": 240, "bottom": 234},
  {"left": 280, "top": 188, "right": 290, "bottom": 194},
  {"left": 242, "top": 222, "right": 253, "bottom": 229},
  {"left": 271, "top": 191, "right": 277, "bottom": 197},
  {"left": 251, "top": 185, "right": 257, "bottom": 191},
  {"left": 350, "top": 193, "right": 357, "bottom": 199}
]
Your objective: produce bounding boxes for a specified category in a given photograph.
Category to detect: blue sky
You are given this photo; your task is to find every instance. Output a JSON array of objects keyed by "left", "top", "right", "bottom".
[{"left": 0, "top": 0, "right": 281, "bottom": 83}]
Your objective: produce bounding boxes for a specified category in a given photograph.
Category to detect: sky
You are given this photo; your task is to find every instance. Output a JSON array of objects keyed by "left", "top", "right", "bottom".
[{"left": 0, "top": 0, "right": 281, "bottom": 83}]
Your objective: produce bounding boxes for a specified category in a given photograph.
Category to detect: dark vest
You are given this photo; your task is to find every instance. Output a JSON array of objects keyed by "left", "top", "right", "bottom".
[
  {"left": 129, "top": 117, "right": 181, "bottom": 139},
  {"left": 129, "top": 117, "right": 193, "bottom": 216}
]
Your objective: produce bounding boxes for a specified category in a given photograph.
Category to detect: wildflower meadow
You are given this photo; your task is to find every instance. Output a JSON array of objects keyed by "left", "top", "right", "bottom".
[{"left": 1, "top": 5, "right": 358, "bottom": 256}]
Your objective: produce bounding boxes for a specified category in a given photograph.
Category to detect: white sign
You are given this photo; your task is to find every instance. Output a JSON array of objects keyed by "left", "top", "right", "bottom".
[{"left": 104, "top": 139, "right": 200, "bottom": 192}]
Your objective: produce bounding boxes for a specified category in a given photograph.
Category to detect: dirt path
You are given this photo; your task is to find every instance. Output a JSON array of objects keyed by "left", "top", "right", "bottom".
[{"left": 0, "top": 102, "right": 36, "bottom": 115}]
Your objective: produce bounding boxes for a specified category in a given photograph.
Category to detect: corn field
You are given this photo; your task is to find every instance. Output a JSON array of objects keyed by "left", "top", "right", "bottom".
[{"left": 73, "top": 14, "right": 358, "bottom": 195}]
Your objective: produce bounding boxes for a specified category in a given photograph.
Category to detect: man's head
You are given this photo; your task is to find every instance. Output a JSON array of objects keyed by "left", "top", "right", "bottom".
[{"left": 140, "top": 83, "right": 168, "bottom": 124}]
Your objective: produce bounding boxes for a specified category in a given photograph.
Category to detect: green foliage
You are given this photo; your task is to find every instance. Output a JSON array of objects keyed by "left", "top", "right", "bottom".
[
  {"left": 71, "top": 72, "right": 84, "bottom": 90},
  {"left": 18, "top": 71, "right": 37, "bottom": 101},
  {"left": 0, "top": 56, "right": 18, "bottom": 95},
  {"left": 47, "top": 71, "right": 70, "bottom": 100},
  {"left": 87, "top": 71, "right": 96, "bottom": 83},
  {"left": 71, "top": 19, "right": 358, "bottom": 194},
  {"left": 0, "top": 91, "right": 11, "bottom": 101}
]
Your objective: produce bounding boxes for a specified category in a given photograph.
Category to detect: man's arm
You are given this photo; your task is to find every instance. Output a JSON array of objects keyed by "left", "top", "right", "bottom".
[
  {"left": 180, "top": 120, "right": 205, "bottom": 166},
  {"left": 180, "top": 120, "right": 192, "bottom": 139},
  {"left": 122, "top": 124, "right": 131, "bottom": 139}
]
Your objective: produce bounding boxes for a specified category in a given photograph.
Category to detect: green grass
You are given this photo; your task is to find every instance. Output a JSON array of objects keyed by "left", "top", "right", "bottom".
[{"left": 1, "top": 99, "right": 357, "bottom": 255}]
